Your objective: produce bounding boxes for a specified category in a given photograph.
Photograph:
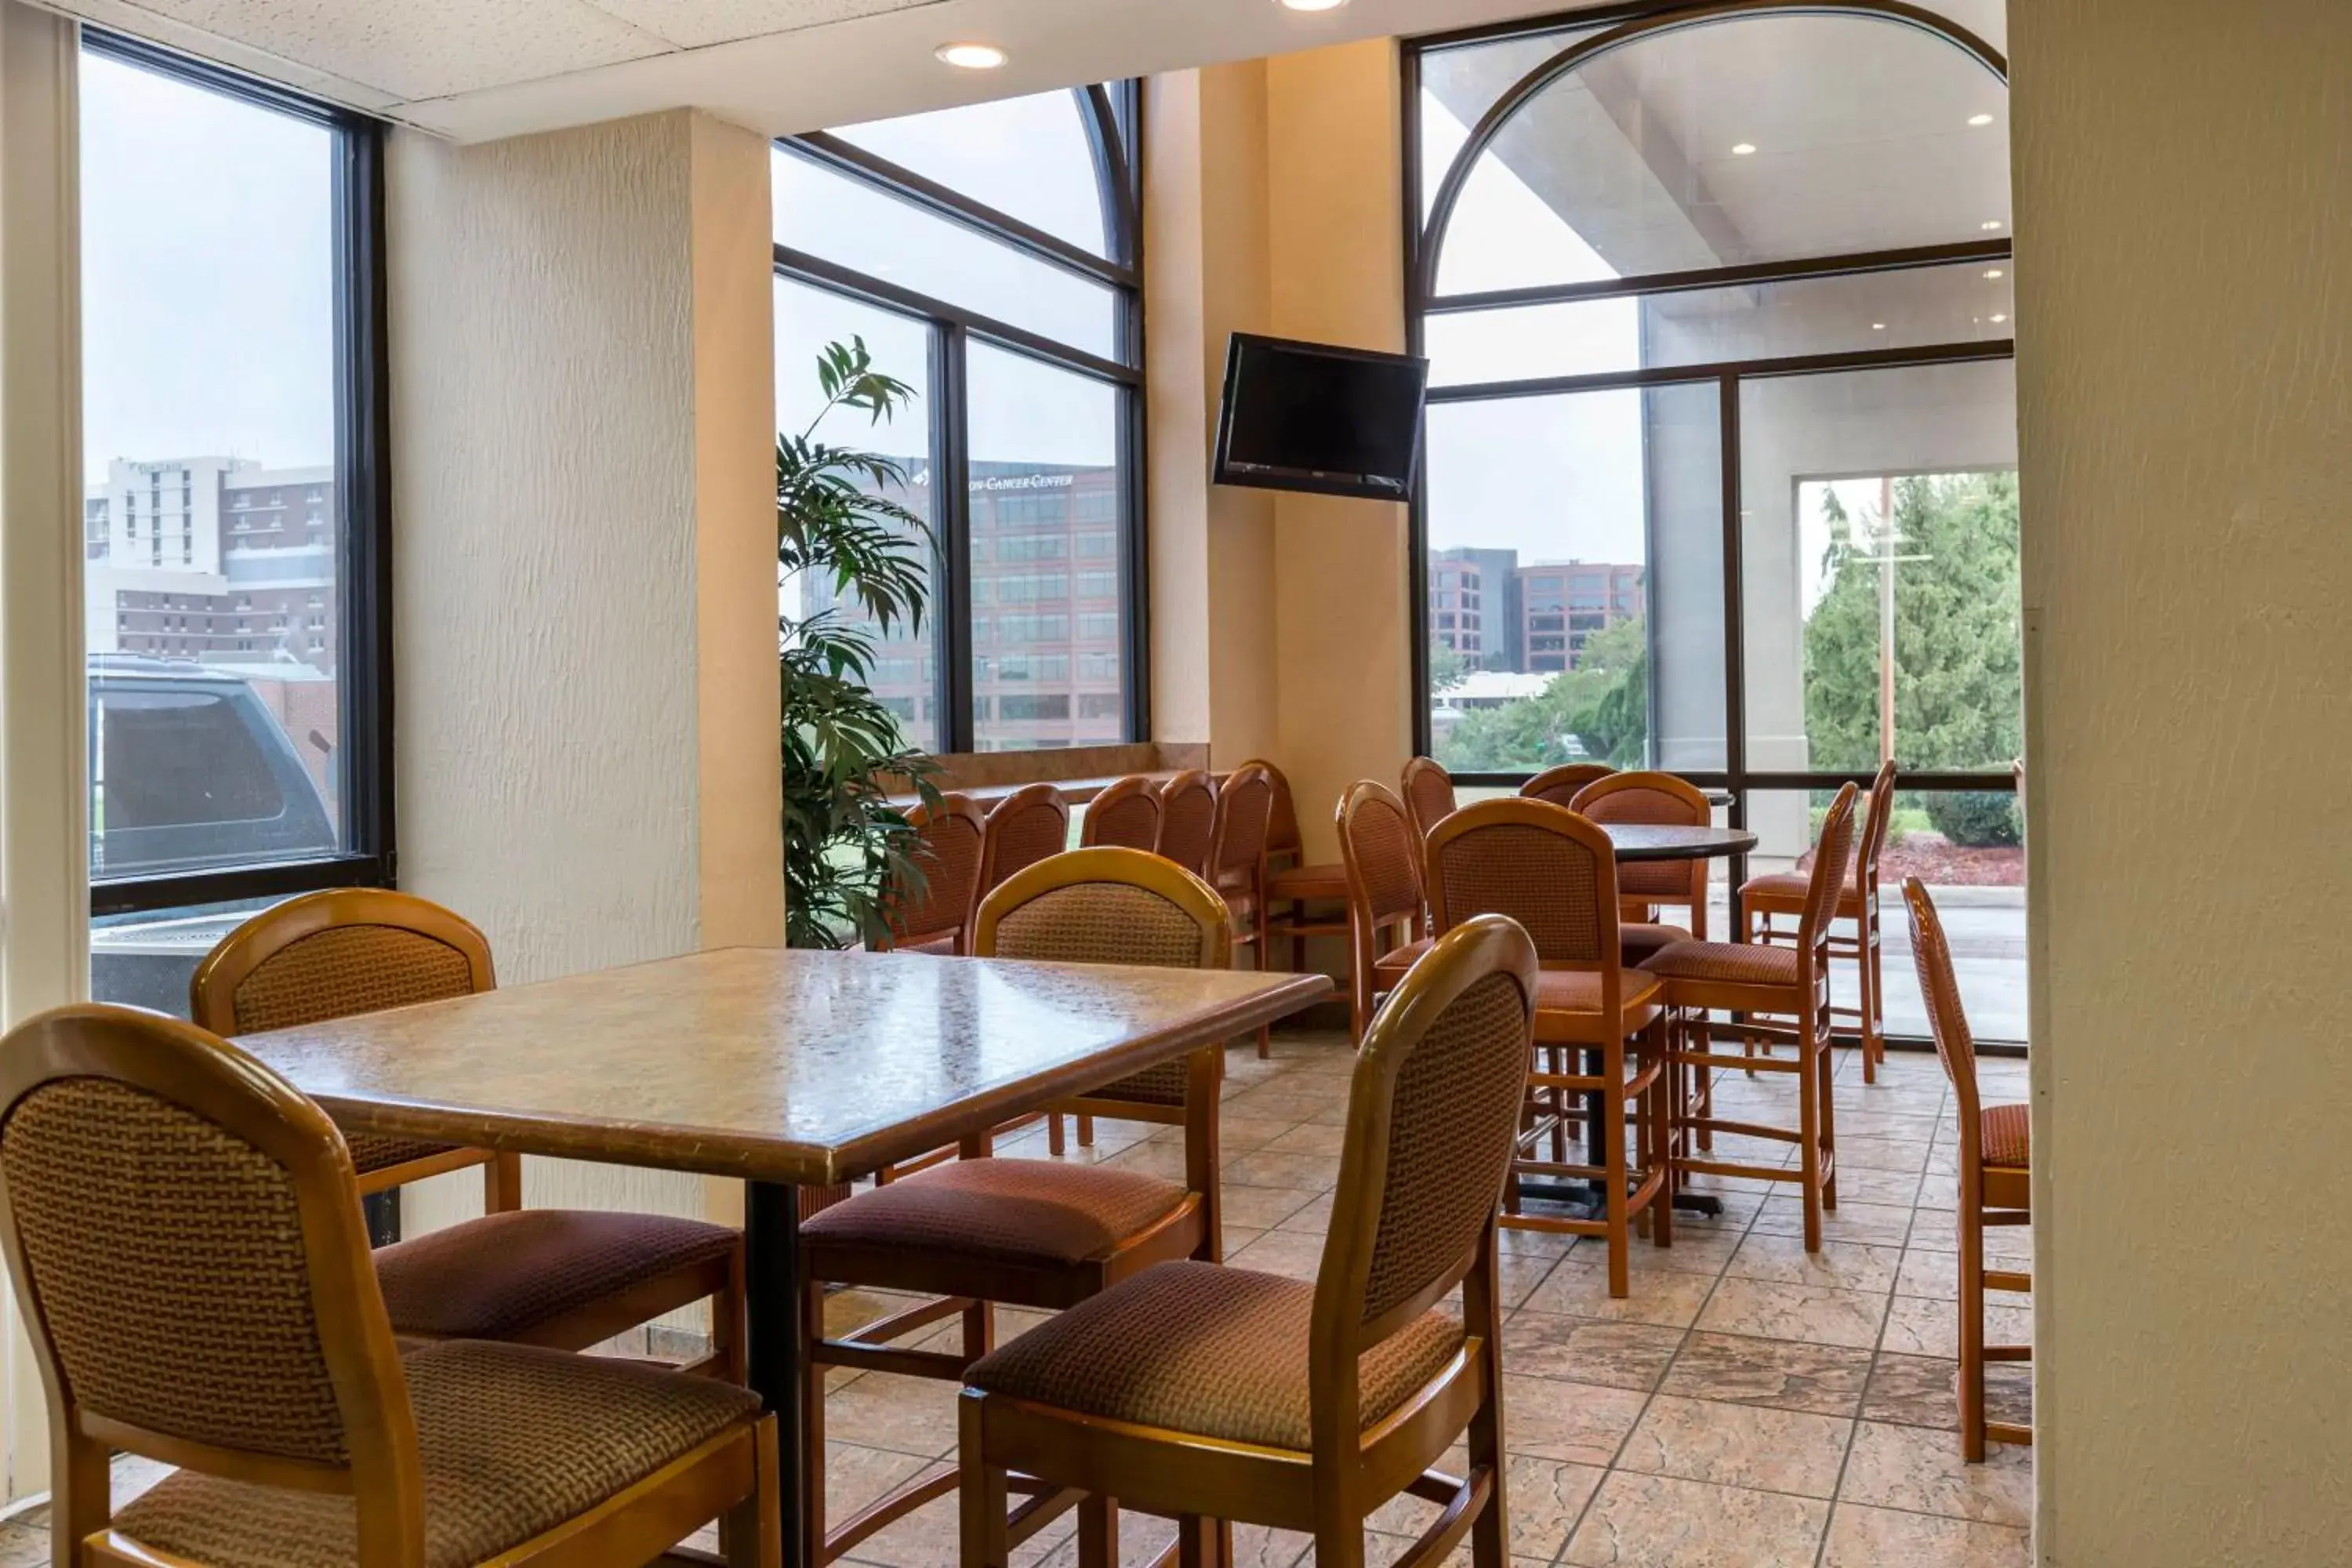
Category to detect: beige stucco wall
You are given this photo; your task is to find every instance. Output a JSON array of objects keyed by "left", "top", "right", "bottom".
[{"left": 2013, "top": 0, "right": 2352, "bottom": 1559}]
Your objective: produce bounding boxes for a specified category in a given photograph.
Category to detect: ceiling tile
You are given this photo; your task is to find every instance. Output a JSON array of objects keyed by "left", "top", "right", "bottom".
[
  {"left": 117, "top": 0, "right": 673, "bottom": 100},
  {"left": 579, "top": 0, "right": 942, "bottom": 52}
]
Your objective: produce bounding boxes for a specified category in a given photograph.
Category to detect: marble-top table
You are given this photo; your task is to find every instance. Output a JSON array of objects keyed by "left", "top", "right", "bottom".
[{"left": 238, "top": 945, "right": 1331, "bottom": 1568}]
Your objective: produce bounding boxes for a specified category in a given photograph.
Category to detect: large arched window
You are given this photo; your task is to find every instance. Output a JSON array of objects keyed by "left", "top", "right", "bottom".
[
  {"left": 773, "top": 85, "right": 1143, "bottom": 755},
  {"left": 1407, "top": 2, "right": 2022, "bottom": 1042}
]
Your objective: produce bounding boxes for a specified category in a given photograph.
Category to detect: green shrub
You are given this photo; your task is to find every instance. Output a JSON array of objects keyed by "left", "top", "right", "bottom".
[{"left": 1923, "top": 790, "right": 2020, "bottom": 848}]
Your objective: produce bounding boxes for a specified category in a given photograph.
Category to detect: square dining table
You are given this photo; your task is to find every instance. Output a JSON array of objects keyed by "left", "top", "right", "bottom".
[{"left": 233, "top": 944, "right": 1333, "bottom": 1568}]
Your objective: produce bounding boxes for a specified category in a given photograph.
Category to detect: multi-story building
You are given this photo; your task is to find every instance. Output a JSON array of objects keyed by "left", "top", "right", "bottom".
[
  {"left": 1428, "top": 546, "right": 1522, "bottom": 671},
  {"left": 1426, "top": 547, "right": 1646, "bottom": 676},
  {"left": 1515, "top": 559, "right": 1645, "bottom": 672}
]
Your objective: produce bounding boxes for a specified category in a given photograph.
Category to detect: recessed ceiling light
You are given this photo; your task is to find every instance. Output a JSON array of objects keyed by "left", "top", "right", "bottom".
[
  {"left": 1967, "top": 112, "right": 1994, "bottom": 127},
  {"left": 1991, "top": 313, "right": 2009, "bottom": 323},
  {"left": 1871, "top": 321, "right": 1887, "bottom": 331},
  {"left": 1279, "top": 0, "right": 1351, "bottom": 10},
  {"left": 935, "top": 42, "right": 1007, "bottom": 68},
  {"left": 1980, "top": 219, "right": 2004, "bottom": 230},
  {"left": 1730, "top": 142, "right": 1757, "bottom": 155},
  {"left": 1983, "top": 268, "right": 2005, "bottom": 280}
]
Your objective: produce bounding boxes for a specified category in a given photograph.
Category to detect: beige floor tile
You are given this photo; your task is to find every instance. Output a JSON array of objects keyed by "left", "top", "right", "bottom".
[
  {"left": 0, "top": 1525, "right": 45, "bottom": 1568},
  {"left": 1696, "top": 1277, "right": 1889, "bottom": 1349},
  {"left": 826, "top": 1441, "right": 937, "bottom": 1519},
  {"left": 1751, "top": 1197, "right": 1913, "bottom": 1247},
  {"left": 1896, "top": 1247, "right": 1961, "bottom": 1300},
  {"left": 1615, "top": 1394, "right": 1853, "bottom": 1498},
  {"left": 1563, "top": 1472, "right": 1828, "bottom": 1567},
  {"left": 1226, "top": 1228, "right": 1327, "bottom": 1282},
  {"left": 1221, "top": 1149, "right": 1342, "bottom": 1191},
  {"left": 1499, "top": 1309, "right": 1683, "bottom": 1392},
  {"left": 1657, "top": 1332, "right": 1874, "bottom": 1417},
  {"left": 1838, "top": 1421, "right": 2034, "bottom": 1526},
  {"left": 1725, "top": 1233, "right": 1904, "bottom": 1294},
  {"left": 1882, "top": 1295, "right": 2034, "bottom": 1360},
  {"left": 1263, "top": 1122, "right": 1348, "bottom": 1156},
  {"left": 1103, "top": 1140, "right": 1195, "bottom": 1181},
  {"left": 1821, "top": 1504, "right": 2031, "bottom": 1566},
  {"left": 1276, "top": 1191, "right": 1337, "bottom": 1234},
  {"left": 1221, "top": 1181, "right": 1320, "bottom": 1230},
  {"left": 824, "top": 1370, "right": 963, "bottom": 1458},
  {"left": 1566, "top": 1226, "right": 1740, "bottom": 1278},
  {"left": 1521, "top": 1258, "right": 1716, "bottom": 1329},
  {"left": 1500, "top": 1372, "right": 1650, "bottom": 1465},
  {"left": 1828, "top": 1164, "right": 1926, "bottom": 1207},
  {"left": 1495, "top": 1455, "right": 1610, "bottom": 1559}
]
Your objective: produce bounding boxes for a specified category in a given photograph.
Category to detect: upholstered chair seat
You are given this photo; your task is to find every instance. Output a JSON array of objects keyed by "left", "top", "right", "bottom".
[
  {"left": 1617, "top": 921, "right": 1691, "bottom": 965},
  {"left": 372, "top": 1210, "right": 742, "bottom": 1344},
  {"left": 1533, "top": 967, "right": 1664, "bottom": 1014},
  {"left": 800, "top": 1160, "right": 1189, "bottom": 1270},
  {"left": 1369, "top": 935, "right": 1436, "bottom": 985},
  {"left": 1980, "top": 1102, "right": 2031, "bottom": 1169},
  {"left": 1637, "top": 939, "right": 1802, "bottom": 988}
]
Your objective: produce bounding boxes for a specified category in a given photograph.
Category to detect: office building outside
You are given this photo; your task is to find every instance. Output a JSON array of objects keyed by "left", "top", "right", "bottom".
[{"left": 1429, "top": 546, "right": 1645, "bottom": 677}]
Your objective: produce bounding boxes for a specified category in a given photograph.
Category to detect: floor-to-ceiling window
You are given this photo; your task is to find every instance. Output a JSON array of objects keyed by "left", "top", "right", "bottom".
[
  {"left": 1407, "top": 1, "right": 2023, "bottom": 1041},
  {"left": 80, "top": 34, "right": 391, "bottom": 1015},
  {"left": 772, "top": 85, "right": 1145, "bottom": 755}
]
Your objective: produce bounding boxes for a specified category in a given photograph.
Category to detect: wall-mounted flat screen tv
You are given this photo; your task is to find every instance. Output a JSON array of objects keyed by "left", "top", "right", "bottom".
[{"left": 1213, "top": 333, "right": 1430, "bottom": 501}]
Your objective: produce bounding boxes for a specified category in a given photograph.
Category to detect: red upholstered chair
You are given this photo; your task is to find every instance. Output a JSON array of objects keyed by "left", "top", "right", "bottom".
[
  {"left": 1336, "top": 782, "right": 1435, "bottom": 1047},
  {"left": 190, "top": 890, "right": 744, "bottom": 1374},
  {"left": 1425, "top": 799, "right": 1675, "bottom": 1298},
  {"left": 1904, "top": 878, "right": 2032, "bottom": 1461},
  {"left": 1256, "top": 760, "right": 1352, "bottom": 978},
  {"left": 1519, "top": 762, "right": 1614, "bottom": 808},
  {"left": 1208, "top": 762, "right": 1279, "bottom": 1059},
  {"left": 978, "top": 784, "right": 1072, "bottom": 898},
  {"left": 1569, "top": 771, "right": 1713, "bottom": 965},
  {"left": 1079, "top": 775, "right": 1164, "bottom": 853},
  {"left": 1639, "top": 784, "right": 1859, "bottom": 1253},
  {"left": 797, "top": 848, "right": 1231, "bottom": 1566},
  {"left": 1740, "top": 760, "right": 1899, "bottom": 1080},
  {"left": 877, "top": 793, "right": 989, "bottom": 954},
  {"left": 1153, "top": 768, "right": 1219, "bottom": 879}
]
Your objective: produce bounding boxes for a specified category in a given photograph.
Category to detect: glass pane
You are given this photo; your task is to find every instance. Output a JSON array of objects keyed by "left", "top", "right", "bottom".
[
  {"left": 833, "top": 89, "right": 1110, "bottom": 256},
  {"left": 81, "top": 49, "right": 344, "bottom": 882},
  {"left": 1423, "top": 383, "right": 1722, "bottom": 771},
  {"left": 967, "top": 343, "right": 1126, "bottom": 752},
  {"left": 91, "top": 896, "right": 285, "bottom": 1016},
  {"left": 1739, "top": 359, "right": 2020, "bottom": 775},
  {"left": 1425, "top": 261, "right": 2016, "bottom": 387},
  {"left": 1427, "top": 12, "right": 2009, "bottom": 296},
  {"left": 775, "top": 278, "right": 942, "bottom": 754},
  {"left": 773, "top": 148, "right": 1114, "bottom": 358}
]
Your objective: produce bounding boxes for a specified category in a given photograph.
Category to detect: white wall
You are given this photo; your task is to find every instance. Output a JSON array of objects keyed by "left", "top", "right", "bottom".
[{"left": 2014, "top": 1, "right": 2352, "bottom": 1559}]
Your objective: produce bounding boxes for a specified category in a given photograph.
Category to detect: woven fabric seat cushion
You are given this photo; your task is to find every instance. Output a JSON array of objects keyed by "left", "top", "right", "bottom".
[
  {"left": 801, "top": 1158, "right": 1188, "bottom": 1266},
  {"left": 1371, "top": 937, "right": 1436, "bottom": 981},
  {"left": 1268, "top": 862, "right": 1349, "bottom": 901},
  {"left": 1740, "top": 869, "right": 1862, "bottom": 915},
  {"left": 113, "top": 1340, "right": 760, "bottom": 1568},
  {"left": 1617, "top": 924, "right": 1689, "bottom": 961},
  {"left": 1532, "top": 968, "right": 1663, "bottom": 1014},
  {"left": 1981, "top": 1103, "right": 2030, "bottom": 1168},
  {"left": 374, "top": 1210, "right": 737, "bottom": 1341},
  {"left": 344, "top": 1131, "right": 463, "bottom": 1176},
  {"left": 968, "top": 1260, "right": 1463, "bottom": 1450},
  {"left": 1639, "top": 939, "right": 1802, "bottom": 988}
]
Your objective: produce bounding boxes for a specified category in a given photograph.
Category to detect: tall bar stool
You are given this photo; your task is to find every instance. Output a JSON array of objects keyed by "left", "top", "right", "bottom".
[
  {"left": 877, "top": 793, "right": 989, "bottom": 954},
  {"left": 1399, "top": 755, "right": 1456, "bottom": 848},
  {"left": 1519, "top": 762, "right": 1613, "bottom": 808},
  {"left": 957, "top": 916, "right": 1537, "bottom": 1568},
  {"left": 1079, "top": 775, "right": 1163, "bottom": 851},
  {"left": 1425, "top": 799, "right": 1674, "bottom": 1298},
  {"left": 1335, "top": 782, "right": 1432, "bottom": 1046},
  {"left": 191, "top": 889, "right": 746, "bottom": 1370},
  {"left": 1210, "top": 761, "right": 1279, "bottom": 1059},
  {"left": 1154, "top": 768, "right": 1219, "bottom": 878},
  {"left": 1740, "top": 759, "right": 1898, "bottom": 1081},
  {"left": 1639, "top": 784, "right": 1859, "bottom": 1252},
  {"left": 1258, "top": 761, "right": 1353, "bottom": 978},
  {"left": 1904, "top": 878, "right": 2033, "bottom": 1460},
  {"left": 796, "top": 848, "right": 1232, "bottom": 1567},
  {"left": 978, "top": 783, "right": 1072, "bottom": 898},
  {"left": 1569, "top": 770, "right": 1713, "bottom": 963}
]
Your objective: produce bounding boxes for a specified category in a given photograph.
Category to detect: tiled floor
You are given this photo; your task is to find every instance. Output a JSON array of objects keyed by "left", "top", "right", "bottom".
[{"left": 11, "top": 1031, "right": 2033, "bottom": 1568}]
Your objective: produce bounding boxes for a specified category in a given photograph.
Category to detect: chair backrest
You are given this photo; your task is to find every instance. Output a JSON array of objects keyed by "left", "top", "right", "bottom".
[
  {"left": 0, "top": 1005, "right": 424, "bottom": 1549},
  {"left": 191, "top": 888, "right": 495, "bottom": 1036},
  {"left": 1078, "top": 775, "right": 1163, "bottom": 854},
  {"left": 1570, "top": 770, "right": 1710, "bottom": 926},
  {"left": 1854, "top": 759, "right": 1900, "bottom": 898},
  {"left": 1337, "top": 781, "right": 1425, "bottom": 940},
  {"left": 1903, "top": 877, "right": 1983, "bottom": 1151},
  {"left": 973, "top": 848, "right": 1232, "bottom": 1119},
  {"left": 1798, "top": 784, "right": 1862, "bottom": 969},
  {"left": 1311, "top": 916, "right": 1536, "bottom": 1430},
  {"left": 1255, "top": 760, "right": 1304, "bottom": 859},
  {"left": 1154, "top": 769, "right": 1220, "bottom": 877},
  {"left": 978, "top": 784, "right": 1072, "bottom": 896},
  {"left": 1519, "top": 762, "right": 1613, "bottom": 808},
  {"left": 1422, "top": 797, "right": 1620, "bottom": 971},
  {"left": 880, "top": 793, "right": 989, "bottom": 949},
  {"left": 1209, "top": 762, "right": 1277, "bottom": 892},
  {"left": 1399, "top": 756, "right": 1457, "bottom": 848}
]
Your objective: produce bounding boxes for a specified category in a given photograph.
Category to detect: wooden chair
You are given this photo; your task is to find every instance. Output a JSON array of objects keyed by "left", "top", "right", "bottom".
[
  {"left": 1904, "top": 878, "right": 2032, "bottom": 1460},
  {"left": 1154, "top": 768, "right": 1219, "bottom": 878},
  {"left": 191, "top": 889, "right": 745, "bottom": 1373},
  {"left": 1208, "top": 761, "right": 1279, "bottom": 1059},
  {"left": 1425, "top": 799, "right": 1673, "bottom": 1298},
  {"left": 1740, "top": 760, "right": 1899, "bottom": 1081},
  {"left": 1078, "top": 775, "right": 1163, "bottom": 852},
  {"left": 1336, "top": 781, "right": 1432, "bottom": 1046},
  {"left": 0, "top": 1004, "right": 779, "bottom": 1568},
  {"left": 1639, "top": 784, "right": 1859, "bottom": 1253},
  {"left": 879, "top": 793, "right": 990, "bottom": 954},
  {"left": 1257, "top": 760, "right": 1352, "bottom": 978},
  {"left": 978, "top": 783, "right": 1072, "bottom": 899},
  {"left": 957, "top": 914, "right": 1537, "bottom": 1568},
  {"left": 1519, "top": 762, "right": 1613, "bottom": 808},
  {"left": 797, "top": 848, "right": 1232, "bottom": 1568},
  {"left": 1399, "top": 756, "right": 1456, "bottom": 850},
  {"left": 1569, "top": 770, "right": 1713, "bottom": 964}
]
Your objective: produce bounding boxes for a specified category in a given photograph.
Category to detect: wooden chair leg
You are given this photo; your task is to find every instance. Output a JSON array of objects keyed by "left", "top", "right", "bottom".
[
  {"left": 960, "top": 1397, "right": 1011, "bottom": 1568},
  {"left": 1959, "top": 1185, "right": 1988, "bottom": 1462},
  {"left": 1645, "top": 1017, "right": 1674, "bottom": 1251},
  {"left": 1077, "top": 1496, "right": 1119, "bottom": 1568},
  {"left": 1075, "top": 1113, "right": 1094, "bottom": 1149},
  {"left": 1467, "top": 1311, "right": 1508, "bottom": 1568},
  {"left": 800, "top": 1276, "right": 829, "bottom": 1568},
  {"left": 1048, "top": 1113, "right": 1066, "bottom": 1156},
  {"left": 1862, "top": 915, "right": 1886, "bottom": 1083},
  {"left": 50, "top": 1427, "right": 109, "bottom": 1568},
  {"left": 1797, "top": 1023, "right": 1824, "bottom": 1254},
  {"left": 1178, "top": 1515, "right": 1224, "bottom": 1568},
  {"left": 485, "top": 1150, "right": 524, "bottom": 1212},
  {"left": 711, "top": 1244, "right": 747, "bottom": 1383},
  {"left": 725, "top": 1415, "right": 783, "bottom": 1568},
  {"left": 1603, "top": 1060, "right": 1630, "bottom": 1299},
  {"left": 1817, "top": 1005, "right": 1839, "bottom": 1211}
]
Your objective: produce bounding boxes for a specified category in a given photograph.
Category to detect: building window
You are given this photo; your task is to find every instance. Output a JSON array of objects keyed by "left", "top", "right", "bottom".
[
  {"left": 774, "top": 82, "right": 1145, "bottom": 755},
  {"left": 80, "top": 32, "right": 391, "bottom": 1018}
]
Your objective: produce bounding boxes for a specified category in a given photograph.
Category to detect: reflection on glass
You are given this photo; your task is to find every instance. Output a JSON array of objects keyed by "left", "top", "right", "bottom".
[
  {"left": 833, "top": 90, "right": 1110, "bottom": 255},
  {"left": 90, "top": 896, "right": 287, "bottom": 1017},
  {"left": 80, "top": 49, "right": 343, "bottom": 883},
  {"left": 776, "top": 278, "right": 942, "bottom": 754},
  {"left": 966, "top": 343, "right": 1124, "bottom": 753}
]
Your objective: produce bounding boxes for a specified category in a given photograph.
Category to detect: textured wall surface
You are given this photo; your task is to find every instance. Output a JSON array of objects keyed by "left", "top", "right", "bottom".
[{"left": 2013, "top": 2, "right": 2352, "bottom": 1559}]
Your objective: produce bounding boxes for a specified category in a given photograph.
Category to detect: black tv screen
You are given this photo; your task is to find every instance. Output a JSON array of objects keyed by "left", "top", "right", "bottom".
[{"left": 1213, "top": 333, "right": 1429, "bottom": 501}]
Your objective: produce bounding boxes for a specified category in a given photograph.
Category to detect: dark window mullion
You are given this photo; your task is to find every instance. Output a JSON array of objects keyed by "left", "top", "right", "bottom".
[{"left": 936, "top": 325, "right": 976, "bottom": 754}]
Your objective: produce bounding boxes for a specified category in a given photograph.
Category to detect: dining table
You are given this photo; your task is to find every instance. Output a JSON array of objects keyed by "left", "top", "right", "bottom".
[{"left": 234, "top": 943, "right": 1332, "bottom": 1568}]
